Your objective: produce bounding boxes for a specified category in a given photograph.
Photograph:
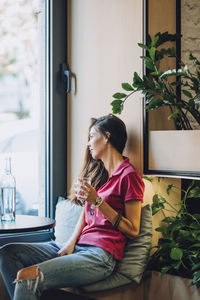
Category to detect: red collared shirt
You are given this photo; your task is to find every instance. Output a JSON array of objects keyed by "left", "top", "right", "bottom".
[{"left": 77, "top": 158, "right": 145, "bottom": 260}]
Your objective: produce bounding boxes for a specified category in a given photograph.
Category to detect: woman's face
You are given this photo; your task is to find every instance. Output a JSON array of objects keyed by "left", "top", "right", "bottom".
[{"left": 88, "top": 126, "right": 108, "bottom": 160}]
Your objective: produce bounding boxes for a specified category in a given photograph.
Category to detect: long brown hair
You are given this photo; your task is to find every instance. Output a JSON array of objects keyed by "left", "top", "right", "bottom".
[{"left": 69, "top": 114, "right": 127, "bottom": 205}]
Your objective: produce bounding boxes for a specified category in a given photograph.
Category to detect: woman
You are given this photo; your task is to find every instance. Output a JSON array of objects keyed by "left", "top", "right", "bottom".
[{"left": 0, "top": 114, "right": 144, "bottom": 300}]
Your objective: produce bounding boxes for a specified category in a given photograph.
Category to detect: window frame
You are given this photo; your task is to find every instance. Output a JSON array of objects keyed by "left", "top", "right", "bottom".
[{"left": 0, "top": 0, "right": 68, "bottom": 246}]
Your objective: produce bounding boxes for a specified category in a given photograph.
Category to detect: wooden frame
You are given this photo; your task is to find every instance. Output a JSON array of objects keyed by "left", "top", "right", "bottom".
[{"left": 143, "top": 0, "right": 200, "bottom": 179}]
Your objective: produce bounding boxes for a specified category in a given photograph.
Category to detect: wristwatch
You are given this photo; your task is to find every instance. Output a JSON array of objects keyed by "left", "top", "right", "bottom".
[{"left": 94, "top": 196, "right": 104, "bottom": 208}]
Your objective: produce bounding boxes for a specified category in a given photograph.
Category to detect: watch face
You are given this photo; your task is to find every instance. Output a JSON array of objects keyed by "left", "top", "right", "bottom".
[{"left": 94, "top": 197, "right": 103, "bottom": 208}]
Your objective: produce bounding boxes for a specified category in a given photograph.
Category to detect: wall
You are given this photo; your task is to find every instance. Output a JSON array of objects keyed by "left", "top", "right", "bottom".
[
  {"left": 150, "top": 177, "right": 181, "bottom": 247},
  {"left": 181, "top": 0, "right": 200, "bottom": 63},
  {"left": 67, "top": 0, "right": 183, "bottom": 242},
  {"left": 181, "top": 0, "right": 200, "bottom": 130},
  {"left": 67, "top": 0, "right": 144, "bottom": 191}
]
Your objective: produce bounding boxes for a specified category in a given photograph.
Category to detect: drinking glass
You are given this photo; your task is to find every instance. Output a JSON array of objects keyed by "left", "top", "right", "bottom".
[{"left": 77, "top": 177, "right": 91, "bottom": 203}]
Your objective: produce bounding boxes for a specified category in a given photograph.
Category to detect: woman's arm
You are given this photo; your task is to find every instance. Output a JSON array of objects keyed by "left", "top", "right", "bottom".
[
  {"left": 79, "top": 182, "right": 142, "bottom": 239},
  {"left": 98, "top": 199, "right": 141, "bottom": 239},
  {"left": 57, "top": 208, "right": 86, "bottom": 256}
]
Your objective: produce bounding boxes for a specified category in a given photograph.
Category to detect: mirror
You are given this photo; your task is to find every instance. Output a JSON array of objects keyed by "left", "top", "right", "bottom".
[{"left": 144, "top": 0, "right": 200, "bottom": 178}]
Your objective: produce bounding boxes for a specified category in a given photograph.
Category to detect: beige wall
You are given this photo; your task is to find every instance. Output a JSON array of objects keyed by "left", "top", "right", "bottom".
[
  {"left": 67, "top": 0, "right": 144, "bottom": 191},
  {"left": 67, "top": 1, "right": 182, "bottom": 238},
  {"left": 150, "top": 177, "right": 181, "bottom": 247}
]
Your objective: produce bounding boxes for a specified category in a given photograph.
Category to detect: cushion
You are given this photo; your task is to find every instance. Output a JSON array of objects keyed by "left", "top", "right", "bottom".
[
  {"left": 82, "top": 204, "right": 152, "bottom": 292},
  {"left": 115, "top": 204, "right": 152, "bottom": 281},
  {"left": 54, "top": 197, "right": 83, "bottom": 247}
]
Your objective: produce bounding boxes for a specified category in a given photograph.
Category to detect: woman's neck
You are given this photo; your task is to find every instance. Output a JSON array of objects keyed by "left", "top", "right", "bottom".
[{"left": 102, "top": 147, "right": 124, "bottom": 177}]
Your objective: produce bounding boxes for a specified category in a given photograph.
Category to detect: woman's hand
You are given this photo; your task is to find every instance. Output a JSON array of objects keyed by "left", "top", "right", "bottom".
[
  {"left": 57, "top": 240, "right": 75, "bottom": 257},
  {"left": 75, "top": 179, "right": 98, "bottom": 205}
]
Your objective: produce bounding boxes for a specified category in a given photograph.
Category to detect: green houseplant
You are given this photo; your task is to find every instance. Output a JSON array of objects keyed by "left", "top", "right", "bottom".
[
  {"left": 148, "top": 180, "right": 200, "bottom": 287},
  {"left": 111, "top": 32, "right": 200, "bottom": 130}
]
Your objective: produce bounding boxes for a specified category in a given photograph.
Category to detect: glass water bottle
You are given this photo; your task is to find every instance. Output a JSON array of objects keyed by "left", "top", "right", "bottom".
[{"left": 1, "top": 157, "right": 16, "bottom": 222}]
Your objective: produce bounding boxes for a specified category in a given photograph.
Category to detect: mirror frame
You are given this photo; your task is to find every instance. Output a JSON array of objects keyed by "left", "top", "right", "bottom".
[{"left": 143, "top": 0, "right": 200, "bottom": 179}]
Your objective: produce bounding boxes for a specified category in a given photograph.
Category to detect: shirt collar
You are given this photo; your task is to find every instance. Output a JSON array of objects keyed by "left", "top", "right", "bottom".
[{"left": 110, "top": 157, "right": 130, "bottom": 178}]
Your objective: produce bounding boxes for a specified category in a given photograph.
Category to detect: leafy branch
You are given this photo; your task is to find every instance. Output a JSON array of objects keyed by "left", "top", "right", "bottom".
[
  {"left": 110, "top": 32, "right": 200, "bottom": 130},
  {"left": 149, "top": 180, "right": 200, "bottom": 287}
]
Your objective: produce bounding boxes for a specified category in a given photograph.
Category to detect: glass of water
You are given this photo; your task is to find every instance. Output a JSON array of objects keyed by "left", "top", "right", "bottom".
[{"left": 76, "top": 177, "right": 91, "bottom": 204}]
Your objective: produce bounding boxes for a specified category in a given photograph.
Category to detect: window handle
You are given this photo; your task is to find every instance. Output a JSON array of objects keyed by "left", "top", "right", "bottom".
[
  {"left": 64, "top": 69, "right": 71, "bottom": 94},
  {"left": 60, "top": 63, "right": 72, "bottom": 94}
]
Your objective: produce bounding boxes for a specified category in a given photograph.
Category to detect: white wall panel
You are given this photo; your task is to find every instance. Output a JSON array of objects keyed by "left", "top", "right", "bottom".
[{"left": 67, "top": 0, "right": 143, "bottom": 190}]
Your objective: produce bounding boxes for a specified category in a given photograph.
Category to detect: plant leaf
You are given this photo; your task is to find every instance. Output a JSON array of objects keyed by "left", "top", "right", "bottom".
[
  {"left": 160, "top": 69, "right": 185, "bottom": 79},
  {"left": 162, "top": 216, "right": 176, "bottom": 223},
  {"left": 133, "top": 72, "right": 143, "bottom": 83},
  {"left": 151, "top": 193, "right": 166, "bottom": 215},
  {"left": 142, "top": 176, "right": 154, "bottom": 182},
  {"left": 138, "top": 43, "right": 149, "bottom": 51},
  {"left": 194, "top": 93, "right": 200, "bottom": 105},
  {"left": 166, "top": 184, "right": 173, "bottom": 195},
  {"left": 110, "top": 100, "right": 123, "bottom": 114},
  {"left": 189, "top": 243, "right": 200, "bottom": 249},
  {"left": 170, "top": 248, "right": 183, "bottom": 261},
  {"left": 188, "top": 186, "right": 200, "bottom": 199},
  {"left": 179, "top": 230, "right": 191, "bottom": 238},
  {"left": 182, "top": 90, "right": 193, "bottom": 98},
  {"left": 112, "top": 92, "right": 127, "bottom": 99},
  {"left": 191, "top": 271, "right": 200, "bottom": 286},
  {"left": 155, "top": 227, "right": 168, "bottom": 232},
  {"left": 191, "top": 262, "right": 200, "bottom": 272},
  {"left": 168, "top": 108, "right": 181, "bottom": 120},
  {"left": 149, "top": 47, "right": 156, "bottom": 61},
  {"left": 151, "top": 70, "right": 162, "bottom": 76},
  {"left": 189, "top": 53, "right": 200, "bottom": 65},
  {"left": 151, "top": 35, "right": 159, "bottom": 47},
  {"left": 121, "top": 83, "right": 134, "bottom": 91},
  {"left": 146, "top": 98, "right": 164, "bottom": 110},
  {"left": 161, "top": 266, "right": 172, "bottom": 277},
  {"left": 140, "top": 56, "right": 155, "bottom": 70},
  {"left": 152, "top": 203, "right": 165, "bottom": 215}
]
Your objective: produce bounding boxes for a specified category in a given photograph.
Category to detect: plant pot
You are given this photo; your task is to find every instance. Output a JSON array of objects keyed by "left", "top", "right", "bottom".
[{"left": 149, "top": 130, "right": 200, "bottom": 172}]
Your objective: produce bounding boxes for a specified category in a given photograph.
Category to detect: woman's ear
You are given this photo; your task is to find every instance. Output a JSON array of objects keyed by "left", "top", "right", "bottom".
[
  {"left": 104, "top": 132, "right": 110, "bottom": 144},
  {"left": 105, "top": 132, "right": 111, "bottom": 140}
]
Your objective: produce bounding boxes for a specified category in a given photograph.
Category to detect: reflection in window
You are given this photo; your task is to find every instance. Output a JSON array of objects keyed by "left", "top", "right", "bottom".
[{"left": 0, "top": 0, "right": 46, "bottom": 216}]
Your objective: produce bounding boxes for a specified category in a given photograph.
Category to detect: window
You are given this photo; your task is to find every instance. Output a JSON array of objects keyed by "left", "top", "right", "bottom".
[
  {"left": 0, "top": 0, "right": 45, "bottom": 216},
  {"left": 0, "top": 0, "right": 67, "bottom": 243}
]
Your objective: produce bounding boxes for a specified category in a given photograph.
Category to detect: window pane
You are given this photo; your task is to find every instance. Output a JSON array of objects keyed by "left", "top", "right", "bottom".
[{"left": 0, "top": 0, "right": 46, "bottom": 216}]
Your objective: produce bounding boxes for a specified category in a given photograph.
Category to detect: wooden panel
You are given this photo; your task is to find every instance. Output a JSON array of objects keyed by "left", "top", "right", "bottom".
[
  {"left": 148, "top": 0, "right": 176, "bottom": 36},
  {"left": 148, "top": 0, "right": 177, "bottom": 131}
]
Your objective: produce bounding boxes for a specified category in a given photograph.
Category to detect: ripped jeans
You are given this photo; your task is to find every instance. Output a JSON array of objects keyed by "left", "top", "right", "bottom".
[{"left": 0, "top": 242, "right": 116, "bottom": 300}]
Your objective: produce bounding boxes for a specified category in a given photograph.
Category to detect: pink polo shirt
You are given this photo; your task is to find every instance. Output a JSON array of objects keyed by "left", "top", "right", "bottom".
[{"left": 77, "top": 158, "right": 145, "bottom": 260}]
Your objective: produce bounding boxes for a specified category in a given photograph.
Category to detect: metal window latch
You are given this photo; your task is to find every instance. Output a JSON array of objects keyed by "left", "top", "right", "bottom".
[{"left": 60, "top": 63, "right": 72, "bottom": 94}]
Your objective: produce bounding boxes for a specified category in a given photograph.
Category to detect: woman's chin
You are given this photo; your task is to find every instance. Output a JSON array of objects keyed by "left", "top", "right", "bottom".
[
  {"left": 91, "top": 153, "right": 97, "bottom": 159},
  {"left": 91, "top": 153, "right": 99, "bottom": 160}
]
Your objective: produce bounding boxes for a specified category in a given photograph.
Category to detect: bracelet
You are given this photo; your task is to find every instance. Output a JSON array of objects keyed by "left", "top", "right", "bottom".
[
  {"left": 113, "top": 213, "right": 122, "bottom": 230},
  {"left": 94, "top": 196, "right": 104, "bottom": 208}
]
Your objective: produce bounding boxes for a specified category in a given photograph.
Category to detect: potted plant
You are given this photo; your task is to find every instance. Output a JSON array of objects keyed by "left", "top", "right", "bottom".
[
  {"left": 110, "top": 31, "right": 200, "bottom": 130},
  {"left": 148, "top": 180, "right": 200, "bottom": 288},
  {"left": 110, "top": 32, "right": 200, "bottom": 173}
]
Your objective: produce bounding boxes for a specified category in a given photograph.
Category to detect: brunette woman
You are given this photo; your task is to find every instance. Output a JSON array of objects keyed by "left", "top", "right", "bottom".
[{"left": 0, "top": 114, "right": 144, "bottom": 300}]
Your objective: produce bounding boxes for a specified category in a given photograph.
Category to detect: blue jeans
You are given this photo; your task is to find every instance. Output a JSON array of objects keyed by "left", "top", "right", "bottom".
[{"left": 0, "top": 242, "right": 116, "bottom": 300}]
